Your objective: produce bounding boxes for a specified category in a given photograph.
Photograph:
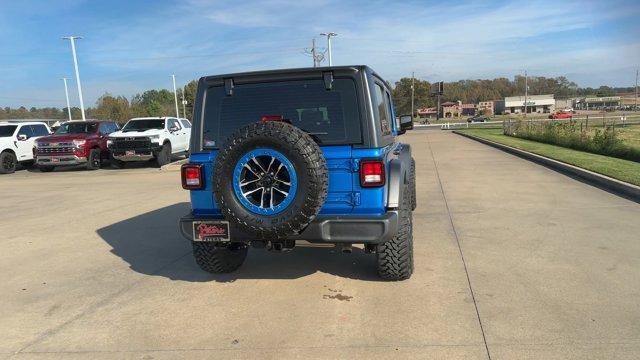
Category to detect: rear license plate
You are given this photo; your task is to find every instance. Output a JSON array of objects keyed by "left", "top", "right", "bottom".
[
  {"left": 193, "top": 221, "right": 230, "bottom": 242},
  {"left": 125, "top": 150, "right": 135, "bottom": 156},
  {"left": 51, "top": 158, "right": 60, "bottom": 163}
]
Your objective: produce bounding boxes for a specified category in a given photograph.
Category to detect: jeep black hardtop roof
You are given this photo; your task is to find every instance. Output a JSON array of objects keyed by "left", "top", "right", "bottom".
[{"left": 202, "top": 65, "right": 380, "bottom": 83}]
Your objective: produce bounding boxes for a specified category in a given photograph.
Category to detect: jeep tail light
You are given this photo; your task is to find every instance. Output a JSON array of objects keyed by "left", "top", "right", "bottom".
[
  {"left": 181, "top": 164, "right": 204, "bottom": 190},
  {"left": 360, "top": 160, "right": 385, "bottom": 187}
]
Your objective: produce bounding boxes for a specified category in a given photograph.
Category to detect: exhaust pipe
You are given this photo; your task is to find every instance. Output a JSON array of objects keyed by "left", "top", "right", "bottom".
[{"left": 340, "top": 244, "right": 353, "bottom": 254}]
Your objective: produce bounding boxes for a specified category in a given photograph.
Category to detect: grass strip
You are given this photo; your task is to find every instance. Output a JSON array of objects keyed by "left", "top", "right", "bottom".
[{"left": 456, "top": 128, "right": 640, "bottom": 186}]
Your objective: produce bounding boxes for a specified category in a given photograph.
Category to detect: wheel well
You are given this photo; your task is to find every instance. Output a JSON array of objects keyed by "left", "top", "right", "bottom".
[{"left": 1, "top": 149, "right": 16, "bottom": 156}]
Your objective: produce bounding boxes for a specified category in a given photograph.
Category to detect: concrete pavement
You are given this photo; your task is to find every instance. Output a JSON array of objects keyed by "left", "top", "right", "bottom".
[{"left": 0, "top": 131, "right": 638, "bottom": 359}]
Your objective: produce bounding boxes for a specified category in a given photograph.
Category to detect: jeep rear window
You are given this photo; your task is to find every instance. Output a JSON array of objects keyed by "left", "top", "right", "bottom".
[{"left": 202, "top": 79, "right": 361, "bottom": 148}]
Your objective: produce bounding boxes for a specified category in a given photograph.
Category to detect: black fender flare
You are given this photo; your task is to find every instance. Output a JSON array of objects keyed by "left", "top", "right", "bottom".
[{"left": 387, "top": 143, "right": 412, "bottom": 208}]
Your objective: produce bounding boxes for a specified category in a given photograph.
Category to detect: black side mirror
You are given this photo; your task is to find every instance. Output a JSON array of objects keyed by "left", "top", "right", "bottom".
[{"left": 398, "top": 115, "right": 413, "bottom": 134}]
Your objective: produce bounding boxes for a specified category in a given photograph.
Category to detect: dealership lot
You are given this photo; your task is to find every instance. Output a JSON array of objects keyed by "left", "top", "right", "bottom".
[{"left": 1, "top": 131, "right": 639, "bottom": 359}]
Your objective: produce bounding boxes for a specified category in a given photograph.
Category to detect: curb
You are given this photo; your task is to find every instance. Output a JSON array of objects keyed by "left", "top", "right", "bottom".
[
  {"left": 453, "top": 131, "right": 640, "bottom": 203},
  {"left": 160, "top": 158, "right": 188, "bottom": 172}
]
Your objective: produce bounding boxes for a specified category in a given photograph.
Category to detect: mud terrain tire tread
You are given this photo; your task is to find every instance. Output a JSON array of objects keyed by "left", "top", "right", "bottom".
[
  {"left": 192, "top": 242, "right": 248, "bottom": 273},
  {"left": 376, "top": 181, "right": 414, "bottom": 280}
]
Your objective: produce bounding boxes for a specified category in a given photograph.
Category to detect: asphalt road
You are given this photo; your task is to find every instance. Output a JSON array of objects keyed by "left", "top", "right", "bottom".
[{"left": 1, "top": 131, "right": 639, "bottom": 359}]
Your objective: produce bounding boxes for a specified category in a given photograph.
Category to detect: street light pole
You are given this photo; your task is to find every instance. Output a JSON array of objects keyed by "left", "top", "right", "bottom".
[
  {"left": 411, "top": 72, "right": 415, "bottom": 120},
  {"left": 635, "top": 69, "right": 638, "bottom": 111},
  {"left": 181, "top": 86, "right": 187, "bottom": 119},
  {"left": 524, "top": 70, "right": 528, "bottom": 117},
  {"left": 171, "top": 75, "right": 179, "bottom": 118},
  {"left": 319, "top": 32, "right": 337, "bottom": 66},
  {"left": 62, "top": 36, "right": 86, "bottom": 121},
  {"left": 62, "top": 77, "right": 72, "bottom": 121}
]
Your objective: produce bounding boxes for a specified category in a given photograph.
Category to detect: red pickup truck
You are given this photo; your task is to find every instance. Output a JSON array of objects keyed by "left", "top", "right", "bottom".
[
  {"left": 549, "top": 112, "right": 573, "bottom": 119},
  {"left": 34, "top": 120, "right": 120, "bottom": 172}
]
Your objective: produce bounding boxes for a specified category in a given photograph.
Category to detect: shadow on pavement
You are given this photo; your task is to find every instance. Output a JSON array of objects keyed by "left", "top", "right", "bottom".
[{"left": 96, "top": 202, "right": 380, "bottom": 282}]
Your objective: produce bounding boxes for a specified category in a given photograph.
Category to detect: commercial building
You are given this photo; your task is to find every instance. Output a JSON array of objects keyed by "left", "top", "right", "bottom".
[
  {"left": 417, "top": 107, "right": 437, "bottom": 119},
  {"left": 503, "top": 94, "right": 555, "bottom": 114},
  {"left": 575, "top": 96, "right": 621, "bottom": 110},
  {"left": 440, "top": 101, "right": 476, "bottom": 118},
  {"left": 478, "top": 101, "right": 496, "bottom": 115}
]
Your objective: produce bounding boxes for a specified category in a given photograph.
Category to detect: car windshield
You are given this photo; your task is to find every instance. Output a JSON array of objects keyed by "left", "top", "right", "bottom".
[
  {"left": 56, "top": 122, "right": 97, "bottom": 135},
  {"left": 0, "top": 125, "right": 18, "bottom": 137},
  {"left": 122, "top": 119, "right": 165, "bottom": 132},
  {"left": 203, "top": 79, "right": 362, "bottom": 148}
]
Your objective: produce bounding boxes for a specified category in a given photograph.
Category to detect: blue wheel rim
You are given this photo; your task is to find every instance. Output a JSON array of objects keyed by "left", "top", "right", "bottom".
[{"left": 232, "top": 148, "right": 298, "bottom": 215}]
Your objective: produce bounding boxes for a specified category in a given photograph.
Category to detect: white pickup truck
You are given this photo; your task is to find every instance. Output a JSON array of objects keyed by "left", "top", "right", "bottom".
[
  {"left": 0, "top": 121, "right": 52, "bottom": 174},
  {"left": 107, "top": 117, "right": 191, "bottom": 168}
]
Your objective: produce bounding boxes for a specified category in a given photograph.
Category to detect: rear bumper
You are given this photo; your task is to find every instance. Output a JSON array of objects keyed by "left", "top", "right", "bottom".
[
  {"left": 179, "top": 211, "right": 399, "bottom": 244},
  {"left": 36, "top": 155, "right": 87, "bottom": 166}
]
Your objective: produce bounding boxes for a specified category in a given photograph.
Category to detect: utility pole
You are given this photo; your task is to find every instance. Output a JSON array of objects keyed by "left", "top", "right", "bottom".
[
  {"left": 635, "top": 69, "right": 638, "bottom": 111},
  {"left": 61, "top": 77, "right": 72, "bottom": 121},
  {"left": 411, "top": 72, "right": 415, "bottom": 120},
  {"left": 312, "top": 38, "right": 317, "bottom": 67},
  {"left": 304, "top": 38, "right": 324, "bottom": 67},
  {"left": 320, "top": 32, "right": 337, "bottom": 66},
  {"left": 62, "top": 36, "right": 86, "bottom": 121},
  {"left": 171, "top": 75, "right": 179, "bottom": 118},
  {"left": 181, "top": 86, "right": 187, "bottom": 119},
  {"left": 524, "top": 70, "right": 528, "bottom": 117}
]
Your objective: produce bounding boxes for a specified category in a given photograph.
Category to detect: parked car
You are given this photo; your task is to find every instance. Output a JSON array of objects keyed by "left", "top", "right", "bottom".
[
  {"left": 107, "top": 117, "right": 191, "bottom": 168},
  {"left": 467, "top": 115, "right": 490, "bottom": 123},
  {"left": 0, "top": 121, "right": 51, "bottom": 174},
  {"left": 179, "top": 65, "right": 417, "bottom": 280},
  {"left": 34, "top": 120, "right": 120, "bottom": 172},
  {"left": 549, "top": 112, "right": 573, "bottom": 119}
]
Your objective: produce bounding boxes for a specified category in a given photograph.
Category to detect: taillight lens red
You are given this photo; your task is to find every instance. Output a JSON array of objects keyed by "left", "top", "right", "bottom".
[
  {"left": 260, "top": 115, "right": 284, "bottom": 122},
  {"left": 181, "top": 164, "right": 204, "bottom": 190},
  {"left": 360, "top": 160, "right": 385, "bottom": 187}
]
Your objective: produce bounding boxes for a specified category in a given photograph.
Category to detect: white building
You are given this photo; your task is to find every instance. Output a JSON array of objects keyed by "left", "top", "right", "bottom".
[{"left": 504, "top": 94, "right": 555, "bottom": 114}]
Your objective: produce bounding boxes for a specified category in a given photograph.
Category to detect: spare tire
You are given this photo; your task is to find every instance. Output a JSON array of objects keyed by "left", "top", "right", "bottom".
[{"left": 214, "top": 121, "right": 328, "bottom": 238}]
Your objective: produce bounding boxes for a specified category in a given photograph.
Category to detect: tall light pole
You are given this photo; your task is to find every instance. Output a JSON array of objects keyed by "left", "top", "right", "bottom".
[
  {"left": 62, "top": 36, "right": 86, "bottom": 121},
  {"left": 171, "top": 75, "right": 180, "bottom": 118},
  {"left": 181, "top": 86, "right": 187, "bottom": 119},
  {"left": 411, "top": 72, "right": 415, "bottom": 120},
  {"left": 635, "top": 69, "right": 638, "bottom": 111},
  {"left": 61, "top": 77, "right": 72, "bottom": 121},
  {"left": 523, "top": 70, "right": 528, "bottom": 117},
  {"left": 319, "top": 32, "right": 337, "bottom": 66}
]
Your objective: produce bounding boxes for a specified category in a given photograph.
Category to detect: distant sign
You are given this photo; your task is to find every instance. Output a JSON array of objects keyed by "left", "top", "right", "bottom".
[
  {"left": 584, "top": 96, "right": 621, "bottom": 102},
  {"left": 430, "top": 81, "right": 444, "bottom": 96}
]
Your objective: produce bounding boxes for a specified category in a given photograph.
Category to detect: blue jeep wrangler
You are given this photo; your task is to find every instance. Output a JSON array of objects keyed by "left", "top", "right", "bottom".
[{"left": 179, "top": 66, "right": 416, "bottom": 280}]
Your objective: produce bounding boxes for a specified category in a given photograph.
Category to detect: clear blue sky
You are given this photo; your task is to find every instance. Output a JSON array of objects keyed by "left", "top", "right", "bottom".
[{"left": 1, "top": 0, "right": 638, "bottom": 108}]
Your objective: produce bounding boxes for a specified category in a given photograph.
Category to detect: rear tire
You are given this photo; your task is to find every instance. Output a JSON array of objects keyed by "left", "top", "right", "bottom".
[
  {"left": 0, "top": 151, "right": 17, "bottom": 174},
  {"left": 155, "top": 142, "right": 171, "bottom": 167},
  {"left": 376, "top": 181, "right": 414, "bottom": 281},
  {"left": 86, "top": 148, "right": 101, "bottom": 170},
  {"left": 409, "top": 158, "right": 417, "bottom": 211},
  {"left": 192, "top": 242, "right": 248, "bottom": 273},
  {"left": 39, "top": 165, "right": 55, "bottom": 172}
]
